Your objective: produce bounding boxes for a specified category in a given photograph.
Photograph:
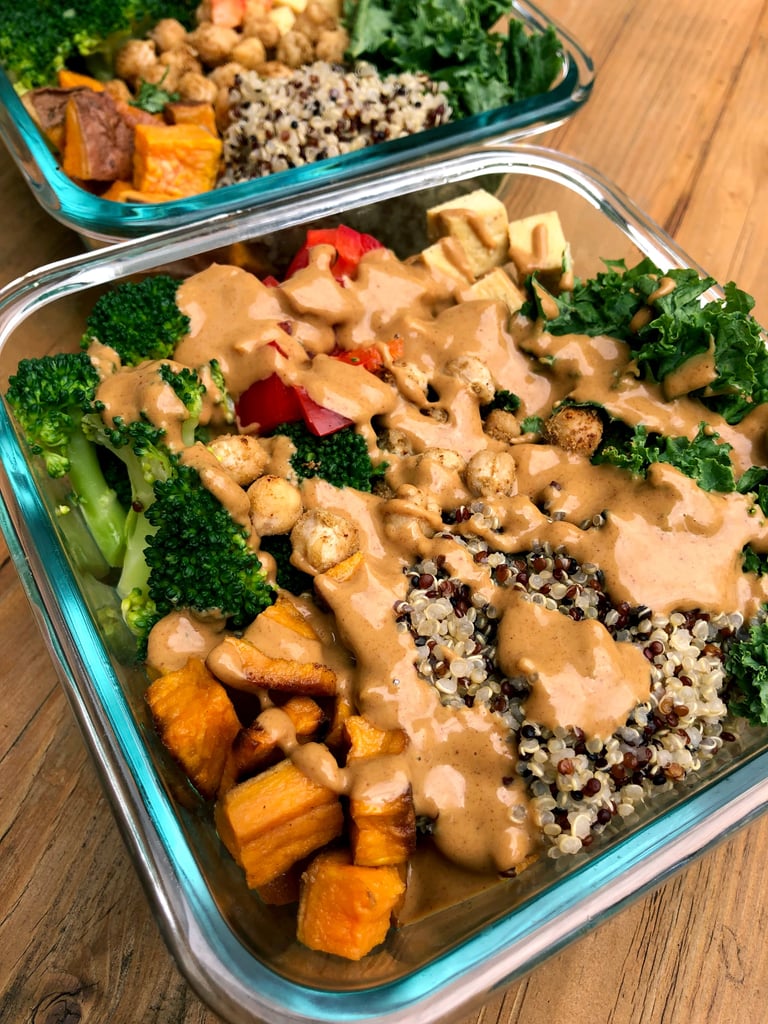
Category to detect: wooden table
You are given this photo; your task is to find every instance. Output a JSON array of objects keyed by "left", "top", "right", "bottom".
[{"left": 2, "top": 1, "right": 768, "bottom": 1020}]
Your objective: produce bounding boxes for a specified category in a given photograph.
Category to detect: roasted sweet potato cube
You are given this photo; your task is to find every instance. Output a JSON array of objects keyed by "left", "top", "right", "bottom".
[
  {"left": 164, "top": 100, "right": 219, "bottom": 136},
  {"left": 145, "top": 657, "right": 240, "bottom": 800},
  {"left": 133, "top": 122, "right": 222, "bottom": 198},
  {"left": 324, "top": 692, "right": 355, "bottom": 752},
  {"left": 297, "top": 849, "right": 405, "bottom": 960},
  {"left": 344, "top": 715, "right": 408, "bottom": 760},
  {"left": 215, "top": 759, "right": 344, "bottom": 888},
  {"left": 258, "top": 594, "right": 319, "bottom": 639},
  {"left": 62, "top": 89, "right": 133, "bottom": 181},
  {"left": 213, "top": 636, "right": 337, "bottom": 697},
  {"left": 217, "top": 695, "right": 327, "bottom": 794},
  {"left": 350, "top": 786, "right": 417, "bottom": 867},
  {"left": 256, "top": 865, "right": 302, "bottom": 906}
]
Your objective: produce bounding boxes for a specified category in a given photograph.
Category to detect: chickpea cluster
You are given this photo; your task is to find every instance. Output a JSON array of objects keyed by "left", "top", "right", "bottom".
[
  {"left": 110, "top": 0, "right": 348, "bottom": 131},
  {"left": 208, "top": 433, "right": 360, "bottom": 580}
]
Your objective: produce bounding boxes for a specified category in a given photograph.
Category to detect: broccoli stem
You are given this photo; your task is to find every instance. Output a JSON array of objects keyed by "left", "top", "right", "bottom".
[
  {"left": 66, "top": 428, "right": 127, "bottom": 568},
  {"left": 116, "top": 507, "right": 157, "bottom": 601}
]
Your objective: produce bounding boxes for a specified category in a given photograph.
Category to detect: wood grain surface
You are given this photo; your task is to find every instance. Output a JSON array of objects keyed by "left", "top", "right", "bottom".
[{"left": 2, "top": 1, "right": 768, "bottom": 1021}]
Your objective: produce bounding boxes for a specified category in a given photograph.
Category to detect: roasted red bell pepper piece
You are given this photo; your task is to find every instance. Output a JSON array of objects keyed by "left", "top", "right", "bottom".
[
  {"left": 236, "top": 373, "right": 303, "bottom": 433},
  {"left": 237, "top": 375, "right": 352, "bottom": 437},
  {"left": 294, "top": 388, "right": 353, "bottom": 436},
  {"left": 284, "top": 225, "right": 385, "bottom": 282},
  {"left": 332, "top": 338, "right": 404, "bottom": 375}
]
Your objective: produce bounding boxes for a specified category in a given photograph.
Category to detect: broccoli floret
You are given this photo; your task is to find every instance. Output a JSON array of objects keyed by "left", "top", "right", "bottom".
[
  {"left": 6, "top": 352, "right": 127, "bottom": 567},
  {"left": 273, "top": 421, "right": 386, "bottom": 491},
  {"left": 82, "top": 363, "right": 205, "bottom": 614},
  {"left": 141, "top": 459, "right": 275, "bottom": 636},
  {"left": 81, "top": 276, "right": 190, "bottom": 365},
  {"left": 258, "top": 534, "right": 313, "bottom": 595},
  {"left": 0, "top": 1, "right": 198, "bottom": 91}
]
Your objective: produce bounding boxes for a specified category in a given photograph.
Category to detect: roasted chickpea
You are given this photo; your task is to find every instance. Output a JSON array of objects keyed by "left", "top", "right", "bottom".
[
  {"left": 465, "top": 450, "right": 517, "bottom": 498},
  {"left": 114, "top": 38, "right": 159, "bottom": 87},
  {"left": 149, "top": 18, "right": 188, "bottom": 52},
  {"left": 248, "top": 475, "right": 303, "bottom": 536},
  {"left": 392, "top": 360, "right": 430, "bottom": 404},
  {"left": 378, "top": 428, "right": 414, "bottom": 457},
  {"left": 188, "top": 23, "right": 240, "bottom": 65},
  {"left": 315, "top": 27, "right": 349, "bottom": 63},
  {"left": 208, "top": 434, "right": 269, "bottom": 486},
  {"left": 290, "top": 510, "right": 359, "bottom": 574},
  {"left": 242, "top": 15, "right": 281, "bottom": 49},
  {"left": 276, "top": 30, "right": 314, "bottom": 69},
  {"left": 484, "top": 408, "right": 521, "bottom": 444},
  {"left": 445, "top": 355, "right": 496, "bottom": 405},
  {"left": 545, "top": 406, "right": 604, "bottom": 457},
  {"left": 231, "top": 36, "right": 268, "bottom": 70},
  {"left": 177, "top": 70, "right": 219, "bottom": 104},
  {"left": 418, "top": 447, "right": 466, "bottom": 473}
]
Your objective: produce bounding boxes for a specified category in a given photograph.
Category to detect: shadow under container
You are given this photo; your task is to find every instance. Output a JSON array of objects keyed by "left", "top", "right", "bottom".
[{"left": 1, "top": 143, "right": 768, "bottom": 1024}]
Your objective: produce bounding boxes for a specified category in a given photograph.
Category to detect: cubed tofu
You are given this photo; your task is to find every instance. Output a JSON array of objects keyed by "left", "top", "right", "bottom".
[
  {"left": 426, "top": 189, "right": 510, "bottom": 279},
  {"left": 416, "top": 239, "right": 475, "bottom": 285},
  {"left": 507, "top": 210, "right": 570, "bottom": 279},
  {"left": 462, "top": 266, "right": 526, "bottom": 314}
]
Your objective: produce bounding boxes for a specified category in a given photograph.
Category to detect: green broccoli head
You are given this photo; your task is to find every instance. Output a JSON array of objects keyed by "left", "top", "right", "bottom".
[
  {"left": 6, "top": 351, "right": 101, "bottom": 477},
  {"left": 81, "top": 275, "right": 190, "bottom": 366},
  {"left": 143, "top": 459, "right": 276, "bottom": 632},
  {"left": 5, "top": 350, "right": 129, "bottom": 567},
  {"left": 273, "top": 421, "right": 386, "bottom": 492},
  {"left": 1, "top": 1, "right": 198, "bottom": 90}
]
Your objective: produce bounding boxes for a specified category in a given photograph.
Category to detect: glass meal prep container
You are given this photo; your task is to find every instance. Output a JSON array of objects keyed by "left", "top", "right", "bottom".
[
  {"left": 2, "top": 142, "right": 768, "bottom": 1024},
  {"left": 0, "top": 1, "right": 593, "bottom": 245}
]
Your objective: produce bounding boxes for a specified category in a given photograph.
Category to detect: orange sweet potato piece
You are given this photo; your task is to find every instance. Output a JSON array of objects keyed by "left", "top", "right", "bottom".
[
  {"left": 62, "top": 89, "right": 133, "bottom": 181},
  {"left": 324, "top": 692, "right": 355, "bottom": 752},
  {"left": 164, "top": 100, "right": 219, "bottom": 136},
  {"left": 100, "top": 180, "right": 178, "bottom": 203},
  {"left": 214, "top": 635, "right": 337, "bottom": 697},
  {"left": 217, "top": 695, "right": 327, "bottom": 794},
  {"left": 57, "top": 69, "right": 105, "bottom": 91},
  {"left": 146, "top": 657, "right": 241, "bottom": 800},
  {"left": 350, "top": 787, "right": 416, "bottom": 868},
  {"left": 256, "top": 865, "right": 302, "bottom": 906},
  {"left": 22, "top": 87, "right": 86, "bottom": 150},
  {"left": 297, "top": 849, "right": 405, "bottom": 960},
  {"left": 215, "top": 759, "right": 344, "bottom": 888},
  {"left": 133, "top": 122, "right": 222, "bottom": 198},
  {"left": 344, "top": 715, "right": 408, "bottom": 760}
]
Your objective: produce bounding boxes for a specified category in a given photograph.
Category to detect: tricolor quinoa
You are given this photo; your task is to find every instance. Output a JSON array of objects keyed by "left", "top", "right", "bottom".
[
  {"left": 218, "top": 61, "right": 452, "bottom": 183},
  {"left": 398, "top": 522, "right": 740, "bottom": 860}
]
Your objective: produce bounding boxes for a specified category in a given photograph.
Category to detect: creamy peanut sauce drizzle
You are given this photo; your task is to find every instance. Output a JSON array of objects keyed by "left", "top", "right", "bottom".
[{"left": 97, "top": 243, "right": 768, "bottom": 879}]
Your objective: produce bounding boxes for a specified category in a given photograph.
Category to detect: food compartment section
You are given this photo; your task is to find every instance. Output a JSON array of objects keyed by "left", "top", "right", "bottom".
[
  {"left": 1, "top": 148, "right": 768, "bottom": 1012},
  {"left": 0, "top": 2, "right": 593, "bottom": 240}
]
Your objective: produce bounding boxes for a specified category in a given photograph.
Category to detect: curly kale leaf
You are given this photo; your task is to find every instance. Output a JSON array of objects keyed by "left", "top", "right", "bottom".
[
  {"left": 592, "top": 420, "right": 735, "bottom": 493},
  {"left": 725, "top": 620, "right": 768, "bottom": 725}
]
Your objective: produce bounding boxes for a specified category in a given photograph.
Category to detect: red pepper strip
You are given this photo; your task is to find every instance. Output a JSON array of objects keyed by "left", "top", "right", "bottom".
[
  {"left": 284, "top": 225, "right": 385, "bottom": 281},
  {"left": 294, "top": 387, "right": 353, "bottom": 436},
  {"left": 236, "top": 373, "right": 303, "bottom": 433},
  {"left": 332, "top": 337, "right": 405, "bottom": 375}
]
